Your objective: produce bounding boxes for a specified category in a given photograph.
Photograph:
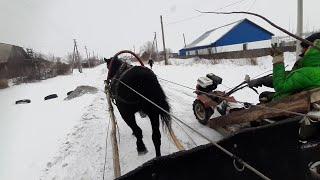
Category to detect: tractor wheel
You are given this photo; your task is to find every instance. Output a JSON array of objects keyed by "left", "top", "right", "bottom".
[{"left": 193, "top": 99, "right": 213, "bottom": 125}]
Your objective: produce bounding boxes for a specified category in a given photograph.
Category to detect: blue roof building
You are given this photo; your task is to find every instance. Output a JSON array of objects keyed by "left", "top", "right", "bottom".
[{"left": 179, "top": 18, "right": 274, "bottom": 57}]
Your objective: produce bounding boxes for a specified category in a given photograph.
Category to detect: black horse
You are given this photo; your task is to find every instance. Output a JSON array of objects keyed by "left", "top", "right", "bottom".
[{"left": 104, "top": 57, "right": 171, "bottom": 157}]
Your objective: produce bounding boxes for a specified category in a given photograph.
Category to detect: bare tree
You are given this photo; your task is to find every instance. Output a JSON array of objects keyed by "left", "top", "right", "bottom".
[
  {"left": 47, "top": 53, "right": 56, "bottom": 62},
  {"left": 139, "top": 41, "right": 157, "bottom": 61},
  {"left": 65, "top": 52, "right": 74, "bottom": 65}
]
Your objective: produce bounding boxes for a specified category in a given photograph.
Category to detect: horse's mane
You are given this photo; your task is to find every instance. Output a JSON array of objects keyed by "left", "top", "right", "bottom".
[{"left": 105, "top": 57, "right": 123, "bottom": 79}]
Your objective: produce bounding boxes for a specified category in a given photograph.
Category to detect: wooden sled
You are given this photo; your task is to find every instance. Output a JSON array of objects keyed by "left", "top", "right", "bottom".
[{"left": 209, "top": 88, "right": 320, "bottom": 136}]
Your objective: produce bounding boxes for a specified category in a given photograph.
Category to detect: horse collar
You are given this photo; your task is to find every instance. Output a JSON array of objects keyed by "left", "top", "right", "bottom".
[
  {"left": 114, "top": 63, "right": 131, "bottom": 79},
  {"left": 110, "top": 63, "right": 139, "bottom": 105}
]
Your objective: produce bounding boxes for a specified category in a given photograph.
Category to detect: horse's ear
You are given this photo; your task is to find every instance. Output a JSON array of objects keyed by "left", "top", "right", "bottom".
[
  {"left": 104, "top": 58, "right": 110, "bottom": 63},
  {"left": 104, "top": 57, "right": 112, "bottom": 67}
]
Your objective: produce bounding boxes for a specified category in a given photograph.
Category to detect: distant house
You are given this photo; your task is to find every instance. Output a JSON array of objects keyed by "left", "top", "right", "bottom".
[
  {"left": 179, "top": 18, "right": 274, "bottom": 57},
  {"left": 0, "top": 43, "right": 57, "bottom": 80},
  {"left": 0, "top": 43, "right": 32, "bottom": 78},
  {"left": 158, "top": 51, "right": 179, "bottom": 60}
]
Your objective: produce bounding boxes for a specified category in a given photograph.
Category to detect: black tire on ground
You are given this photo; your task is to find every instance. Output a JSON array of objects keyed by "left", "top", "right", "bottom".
[
  {"left": 44, "top": 94, "right": 58, "bottom": 100},
  {"left": 193, "top": 99, "right": 213, "bottom": 125},
  {"left": 67, "top": 91, "right": 74, "bottom": 96},
  {"left": 15, "top": 99, "right": 31, "bottom": 104}
]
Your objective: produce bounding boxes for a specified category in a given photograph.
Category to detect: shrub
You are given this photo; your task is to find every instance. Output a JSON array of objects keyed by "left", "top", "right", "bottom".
[
  {"left": 56, "top": 62, "right": 72, "bottom": 75},
  {"left": 0, "top": 79, "right": 8, "bottom": 89}
]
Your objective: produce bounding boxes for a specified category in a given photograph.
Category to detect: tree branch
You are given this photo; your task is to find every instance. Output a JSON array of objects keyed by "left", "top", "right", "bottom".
[{"left": 195, "top": 10, "right": 320, "bottom": 51}]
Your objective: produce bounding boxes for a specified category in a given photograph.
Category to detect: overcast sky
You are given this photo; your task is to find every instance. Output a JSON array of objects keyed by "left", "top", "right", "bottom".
[{"left": 0, "top": 0, "right": 319, "bottom": 58}]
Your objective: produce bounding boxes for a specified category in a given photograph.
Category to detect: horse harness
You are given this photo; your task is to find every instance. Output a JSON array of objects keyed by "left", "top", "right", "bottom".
[{"left": 110, "top": 63, "right": 140, "bottom": 105}]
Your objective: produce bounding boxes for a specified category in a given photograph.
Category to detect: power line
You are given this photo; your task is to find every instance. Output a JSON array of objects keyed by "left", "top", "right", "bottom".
[
  {"left": 167, "top": 0, "right": 249, "bottom": 25},
  {"left": 167, "top": 14, "right": 204, "bottom": 25},
  {"left": 215, "top": 0, "right": 249, "bottom": 11},
  {"left": 247, "top": 0, "right": 257, "bottom": 11}
]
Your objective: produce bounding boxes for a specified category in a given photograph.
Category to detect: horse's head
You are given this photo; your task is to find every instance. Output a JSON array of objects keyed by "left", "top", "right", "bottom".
[{"left": 105, "top": 56, "right": 123, "bottom": 79}]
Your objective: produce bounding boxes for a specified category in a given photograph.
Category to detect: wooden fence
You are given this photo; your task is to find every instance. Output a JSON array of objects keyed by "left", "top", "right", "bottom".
[{"left": 183, "top": 46, "right": 296, "bottom": 60}]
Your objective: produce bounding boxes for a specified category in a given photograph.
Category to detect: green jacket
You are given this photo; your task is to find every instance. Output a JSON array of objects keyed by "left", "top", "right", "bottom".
[{"left": 273, "top": 44, "right": 320, "bottom": 100}]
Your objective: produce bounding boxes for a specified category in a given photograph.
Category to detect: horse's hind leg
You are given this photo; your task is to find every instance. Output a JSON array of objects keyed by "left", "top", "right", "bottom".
[
  {"left": 149, "top": 113, "right": 161, "bottom": 157},
  {"left": 118, "top": 108, "right": 147, "bottom": 154}
]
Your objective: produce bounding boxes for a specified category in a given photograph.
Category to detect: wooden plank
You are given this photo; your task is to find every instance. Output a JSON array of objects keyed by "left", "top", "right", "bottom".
[
  {"left": 215, "top": 124, "right": 250, "bottom": 137},
  {"left": 310, "top": 88, "right": 320, "bottom": 103},
  {"left": 105, "top": 84, "right": 121, "bottom": 178},
  {"left": 208, "top": 90, "right": 311, "bottom": 128},
  {"left": 214, "top": 127, "right": 230, "bottom": 137}
]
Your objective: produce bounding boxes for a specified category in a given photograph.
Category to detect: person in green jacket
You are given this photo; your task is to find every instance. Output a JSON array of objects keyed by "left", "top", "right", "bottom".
[
  {"left": 249, "top": 33, "right": 320, "bottom": 101},
  {"left": 272, "top": 38, "right": 320, "bottom": 100}
]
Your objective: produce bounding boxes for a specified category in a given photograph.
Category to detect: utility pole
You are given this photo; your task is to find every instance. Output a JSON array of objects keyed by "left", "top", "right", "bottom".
[
  {"left": 160, "top": 15, "right": 168, "bottom": 65},
  {"left": 85, "top": 46, "right": 91, "bottom": 68},
  {"left": 73, "top": 39, "right": 83, "bottom": 73},
  {"left": 183, "top": 33, "right": 187, "bottom": 47},
  {"left": 154, "top": 32, "right": 159, "bottom": 61},
  {"left": 72, "top": 43, "right": 76, "bottom": 73},
  {"left": 296, "top": 0, "right": 303, "bottom": 59}
]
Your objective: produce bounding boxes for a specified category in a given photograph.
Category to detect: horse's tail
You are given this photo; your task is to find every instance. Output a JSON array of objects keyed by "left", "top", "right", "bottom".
[
  {"left": 159, "top": 96, "right": 172, "bottom": 132},
  {"left": 155, "top": 83, "right": 172, "bottom": 132}
]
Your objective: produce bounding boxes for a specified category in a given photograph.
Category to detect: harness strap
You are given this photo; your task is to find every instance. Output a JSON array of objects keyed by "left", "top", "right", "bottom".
[{"left": 110, "top": 63, "right": 140, "bottom": 105}]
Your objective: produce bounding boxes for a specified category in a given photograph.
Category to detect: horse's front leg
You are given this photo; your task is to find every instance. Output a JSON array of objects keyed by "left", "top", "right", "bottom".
[{"left": 118, "top": 105, "right": 147, "bottom": 155}]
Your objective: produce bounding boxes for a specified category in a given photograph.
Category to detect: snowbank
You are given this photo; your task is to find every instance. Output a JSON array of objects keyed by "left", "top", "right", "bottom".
[{"left": 0, "top": 66, "right": 106, "bottom": 180}]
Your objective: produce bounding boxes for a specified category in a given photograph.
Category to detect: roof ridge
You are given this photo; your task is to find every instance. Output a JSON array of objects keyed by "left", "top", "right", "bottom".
[
  {"left": 205, "top": 19, "right": 244, "bottom": 34},
  {"left": 185, "top": 19, "right": 244, "bottom": 48}
]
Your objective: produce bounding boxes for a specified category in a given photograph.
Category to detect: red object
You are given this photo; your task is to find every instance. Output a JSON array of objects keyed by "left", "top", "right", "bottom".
[
  {"left": 197, "top": 94, "right": 218, "bottom": 108},
  {"left": 107, "top": 50, "right": 144, "bottom": 80}
]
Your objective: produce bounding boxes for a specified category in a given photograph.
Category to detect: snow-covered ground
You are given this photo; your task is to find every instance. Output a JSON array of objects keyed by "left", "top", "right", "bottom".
[{"left": 0, "top": 53, "right": 296, "bottom": 180}]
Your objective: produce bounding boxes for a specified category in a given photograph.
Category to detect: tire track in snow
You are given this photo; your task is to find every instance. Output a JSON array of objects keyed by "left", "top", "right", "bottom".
[
  {"left": 41, "top": 91, "right": 184, "bottom": 180},
  {"left": 41, "top": 69, "right": 222, "bottom": 180},
  {"left": 160, "top": 81, "right": 223, "bottom": 144}
]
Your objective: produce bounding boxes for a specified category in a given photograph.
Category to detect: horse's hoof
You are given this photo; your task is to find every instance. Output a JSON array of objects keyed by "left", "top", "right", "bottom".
[
  {"left": 137, "top": 141, "right": 147, "bottom": 150},
  {"left": 137, "top": 143, "right": 148, "bottom": 155},
  {"left": 137, "top": 146, "right": 148, "bottom": 154},
  {"left": 138, "top": 149, "right": 148, "bottom": 155}
]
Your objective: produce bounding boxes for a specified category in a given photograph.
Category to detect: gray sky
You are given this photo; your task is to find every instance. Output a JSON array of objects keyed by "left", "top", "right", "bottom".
[{"left": 0, "top": 0, "right": 319, "bottom": 58}]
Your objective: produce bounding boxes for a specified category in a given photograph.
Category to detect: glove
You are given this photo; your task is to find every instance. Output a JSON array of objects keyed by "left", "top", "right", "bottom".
[
  {"left": 313, "top": 39, "right": 320, "bottom": 49},
  {"left": 248, "top": 78, "right": 263, "bottom": 88},
  {"left": 270, "top": 45, "right": 284, "bottom": 64},
  {"left": 248, "top": 75, "right": 273, "bottom": 88}
]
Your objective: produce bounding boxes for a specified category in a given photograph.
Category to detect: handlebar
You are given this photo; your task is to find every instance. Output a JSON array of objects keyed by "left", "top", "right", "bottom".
[{"left": 226, "top": 81, "right": 258, "bottom": 96}]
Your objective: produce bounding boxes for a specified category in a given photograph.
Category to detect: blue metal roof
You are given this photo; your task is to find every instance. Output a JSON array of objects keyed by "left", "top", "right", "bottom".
[{"left": 179, "top": 19, "right": 274, "bottom": 56}]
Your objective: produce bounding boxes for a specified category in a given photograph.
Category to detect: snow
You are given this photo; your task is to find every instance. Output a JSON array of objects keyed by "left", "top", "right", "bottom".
[
  {"left": 186, "top": 20, "right": 241, "bottom": 48},
  {"left": 0, "top": 67, "right": 106, "bottom": 180},
  {"left": 0, "top": 53, "right": 297, "bottom": 180}
]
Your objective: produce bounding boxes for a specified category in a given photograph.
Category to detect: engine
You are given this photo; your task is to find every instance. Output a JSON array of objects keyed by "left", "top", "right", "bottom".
[{"left": 196, "top": 73, "right": 222, "bottom": 93}]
